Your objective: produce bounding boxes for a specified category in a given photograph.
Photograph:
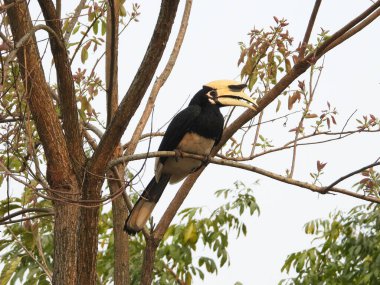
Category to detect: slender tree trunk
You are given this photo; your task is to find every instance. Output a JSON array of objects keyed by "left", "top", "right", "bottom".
[
  {"left": 5, "top": 1, "right": 80, "bottom": 284},
  {"left": 105, "top": 2, "right": 130, "bottom": 283},
  {"left": 77, "top": 193, "right": 101, "bottom": 285},
  {"left": 108, "top": 162, "right": 129, "bottom": 285},
  {"left": 140, "top": 238, "right": 159, "bottom": 285},
  {"left": 77, "top": 1, "right": 180, "bottom": 283}
]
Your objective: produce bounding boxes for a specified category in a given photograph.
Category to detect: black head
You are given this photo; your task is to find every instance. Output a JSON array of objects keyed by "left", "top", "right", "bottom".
[{"left": 189, "top": 80, "right": 258, "bottom": 110}]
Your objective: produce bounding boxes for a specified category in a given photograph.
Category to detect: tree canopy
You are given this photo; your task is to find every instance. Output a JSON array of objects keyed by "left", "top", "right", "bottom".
[{"left": 0, "top": 1, "right": 379, "bottom": 284}]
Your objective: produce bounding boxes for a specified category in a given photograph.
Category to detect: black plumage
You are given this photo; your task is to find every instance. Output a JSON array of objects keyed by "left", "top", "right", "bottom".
[{"left": 124, "top": 80, "right": 257, "bottom": 234}]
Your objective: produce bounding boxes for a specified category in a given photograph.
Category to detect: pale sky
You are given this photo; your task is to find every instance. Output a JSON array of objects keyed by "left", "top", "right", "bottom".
[
  {"left": 118, "top": 1, "right": 380, "bottom": 284},
  {"left": 120, "top": 0, "right": 380, "bottom": 285},
  {"left": 2, "top": 1, "right": 380, "bottom": 284}
]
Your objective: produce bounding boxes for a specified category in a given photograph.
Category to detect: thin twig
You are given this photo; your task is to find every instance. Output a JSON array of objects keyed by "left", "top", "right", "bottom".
[
  {"left": 6, "top": 225, "right": 53, "bottom": 281},
  {"left": 250, "top": 110, "right": 264, "bottom": 157},
  {"left": 124, "top": 0, "right": 192, "bottom": 160},
  {"left": 69, "top": 12, "right": 104, "bottom": 65},
  {"left": 108, "top": 150, "right": 380, "bottom": 204},
  {"left": 340, "top": 109, "right": 357, "bottom": 136},
  {"left": 324, "top": 6, "right": 380, "bottom": 54},
  {"left": 322, "top": 161, "right": 380, "bottom": 193},
  {"left": 0, "top": 208, "right": 54, "bottom": 223},
  {"left": 151, "top": 0, "right": 380, "bottom": 242},
  {"left": 63, "top": 0, "right": 86, "bottom": 43},
  {"left": 5, "top": 24, "right": 63, "bottom": 67},
  {"left": 0, "top": 213, "right": 53, "bottom": 225},
  {"left": 299, "top": 0, "right": 322, "bottom": 58}
]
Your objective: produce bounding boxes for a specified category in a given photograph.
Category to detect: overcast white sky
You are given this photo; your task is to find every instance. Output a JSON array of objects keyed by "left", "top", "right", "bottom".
[
  {"left": 115, "top": 1, "right": 380, "bottom": 284},
  {"left": 2, "top": 1, "right": 379, "bottom": 284}
]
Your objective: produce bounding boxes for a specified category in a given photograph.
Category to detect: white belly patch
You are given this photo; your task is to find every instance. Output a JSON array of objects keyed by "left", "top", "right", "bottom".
[{"left": 155, "top": 132, "right": 215, "bottom": 184}]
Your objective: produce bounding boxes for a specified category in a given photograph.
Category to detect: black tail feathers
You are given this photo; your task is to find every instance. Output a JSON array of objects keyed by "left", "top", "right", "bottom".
[{"left": 124, "top": 174, "right": 170, "bottom": 235}]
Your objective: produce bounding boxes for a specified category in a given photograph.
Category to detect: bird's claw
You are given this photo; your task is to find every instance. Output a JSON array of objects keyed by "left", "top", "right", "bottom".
[
  {"left": 202, "top": 154, "right": 211, "bottom": 166},
  {"left": 174, "top": 149, "right": 184, "bottom": 162}
]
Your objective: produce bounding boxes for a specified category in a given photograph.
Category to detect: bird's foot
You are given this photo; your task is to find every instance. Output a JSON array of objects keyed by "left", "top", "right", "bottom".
[
  {"left": 201, "top": 154, "right": 211, "bottom": 166},
  {"left": 174, "top": 149, "right": 184, "bottom": 162}
]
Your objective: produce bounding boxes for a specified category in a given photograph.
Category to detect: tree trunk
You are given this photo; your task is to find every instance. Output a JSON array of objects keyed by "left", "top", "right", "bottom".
[
  {"left": 77, "top": 0, "right": 180, "bottom": 283},
  {"left": 140, "top": 238, "right": 159, "bottom": 285},
  {"left": 5, "top": 1, "right": 80, "bottom": 284},
  {"left": 105, "top": 2, "right": 130, "bottom": 283},
  {"left": 108, "top": 163, "right": 129, "bottom": 285}
]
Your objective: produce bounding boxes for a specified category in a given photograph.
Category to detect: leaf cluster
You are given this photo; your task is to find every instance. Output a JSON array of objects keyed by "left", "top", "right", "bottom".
[
  {"left": 280, "top": 202, "right": 380, "bottom": 285},
  {"left": 130, "top": 181, "right": 259, "bottom": 284}
]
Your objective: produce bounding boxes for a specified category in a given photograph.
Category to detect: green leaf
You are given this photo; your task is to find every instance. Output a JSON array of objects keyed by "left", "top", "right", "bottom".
[
  {"left": 101, "top": 19, "right": 107, "bottom": 36},
  {"left": 72, "top": 24, "right": 80, "bottom": 35},
  {"left": 93, "top": 20, "right": 99, "bottom": 35},
  {"left": 120, "top": 5, "right": 127, "bottom": 17},
  {"left": 304, "top": 221, "right": 315, "bottom": 234},
  {"left": 183, "top": 222, "right": 197, "bottom": 245},
  {"left": 242, "top": 224, "right": 247, "bottom": 236},
  {"left": 81, "top": 46, "right": 89, "bottom": 64},
  {"left": 276, "top": 99, "right": 281, "bottom": 112},
  {"left": 0, "top": 256, "right": 22, "bottom": 285},
  {"left": 247, "top": 70, "right": 258, "bottom": 91}
]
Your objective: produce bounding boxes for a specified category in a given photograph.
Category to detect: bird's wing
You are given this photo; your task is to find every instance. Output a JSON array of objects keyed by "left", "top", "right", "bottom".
[
  {"left": 158, "top": 105, "right": 201, "bottom": 156},
  {"left": 154, "top": 105, "right": 200, "bottom": 182}
]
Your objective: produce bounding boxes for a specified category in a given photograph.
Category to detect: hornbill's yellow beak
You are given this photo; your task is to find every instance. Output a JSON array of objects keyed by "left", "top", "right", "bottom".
[{"left": 204, "top": 80, "right": 258, "bottom": 110}]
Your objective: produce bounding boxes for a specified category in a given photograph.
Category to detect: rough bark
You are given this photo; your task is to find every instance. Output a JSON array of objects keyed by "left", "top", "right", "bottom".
[
  {"left": 88, "top": 0, "right": 181, "bottom": 176},
  {"left": 5, "top": 1, "right": 80, "bottom": 284},
  {"left": 37, "top": 0, "right": 86, "bottom": 178},
  {"left": 140, "top": 237, "right": 159, "bottom": 285},
  {"left": 105, "top": 1, "right": 129, "bottom": 284},
  {"left": 76, "top": 1, "right": 180, "bottom": 284},
  {"left": 108, "top": 162, "right": 129, "bottom": 285}
]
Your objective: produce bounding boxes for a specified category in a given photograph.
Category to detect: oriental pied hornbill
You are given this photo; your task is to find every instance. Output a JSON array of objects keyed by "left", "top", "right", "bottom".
[{"left": 124, "top": 80, "right": 257, "bottom": 234}]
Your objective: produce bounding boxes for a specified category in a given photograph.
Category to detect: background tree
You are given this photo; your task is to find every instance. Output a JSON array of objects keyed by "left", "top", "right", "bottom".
[
  {"left": 280, "top": 168, "right": 380, "bottom": 284},
  {"left": 0, "top": 0, "right": 379, "bottom": 284}
]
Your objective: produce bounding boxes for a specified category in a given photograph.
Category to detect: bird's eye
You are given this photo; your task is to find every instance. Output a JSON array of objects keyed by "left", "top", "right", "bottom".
[{"left": 209, "top": 90, "right": 217, "bottom": 97}]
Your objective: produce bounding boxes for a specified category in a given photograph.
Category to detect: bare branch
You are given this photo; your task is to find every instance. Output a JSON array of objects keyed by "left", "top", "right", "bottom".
[
  {"left": 85, "top": 0, "right": 180, "bottom": 185},
  {"left": 6, "top": 225, "right": 53, "bottom": 281},
  {"left": 154, "top": 170, "right": 201, "bottom": 240},
  {"left": 250, "top": 111, "right": 264, "bottom": 157},
  {"left": 0, "top": 0, "right": 23, "bottom": 14},
  {"left": 38, "top": 0, "right": 86, "bottom": 175},
  {"left": 0, "top": 208, "right": 54, "bottom": 223},
  {"left": 63, "top": 0, "right": 87, "bottom": 43},
  {"left": 5, "top": 24, "right": 63, "bottom": 66},
  {"left": 220, "top": 129, "right": 380, "bottom": 162},
  {"left": 56, "top": 0, "right": 61, "bottom": 20},
  {"left": 0, "top": 30, "right": 13, "bottom": 48},
  {"left": 0, "top": 213, "right": 53, "bottom": 225},
  {"left": 125, "top": 0, "right": 192, "bottom": 160},
  {"left": 324, "top": 7, "right": 380, "bottom": 53},
  {"left": 123, "top": 132, "right": 165, "bottom": 150},
  {"left": 106, "top": 0, "right": 118, "bottom": 126},
  {"left": 322, "top": 161, "right": 380, "bottom": 193},
  {"left": 299, "top": 0, "right": 322, "bottom": 58},
  {"left": 84, "top": 122, "right": 104, "bottom": 139},
  {"left": 311, "top": 1, "right": 380, "bottom": 60},
  {"left": 109, "top": 151, "right": 380, "bottom": 205},
  {"left": 103, "top": 2, "right": 130, "bottom": 283}
]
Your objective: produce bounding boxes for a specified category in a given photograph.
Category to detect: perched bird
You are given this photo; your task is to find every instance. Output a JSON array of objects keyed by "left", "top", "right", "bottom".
[{"left": 124, "top": 80, "right": 257, "bottom": 234}]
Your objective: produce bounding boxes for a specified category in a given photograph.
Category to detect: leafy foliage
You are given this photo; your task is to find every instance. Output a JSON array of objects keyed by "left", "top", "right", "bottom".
[
  {"left": 130, "top": 181, "right": 260, "bottom": 284},
  {"left": 280, "top": 202, "right": 380, "bottom": 285},
  {"left": 0, "top": 181, "right": 258, "bottom": 284},
  {"left": 0, "top": 199, "right": 53, "bottom": 285}
]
